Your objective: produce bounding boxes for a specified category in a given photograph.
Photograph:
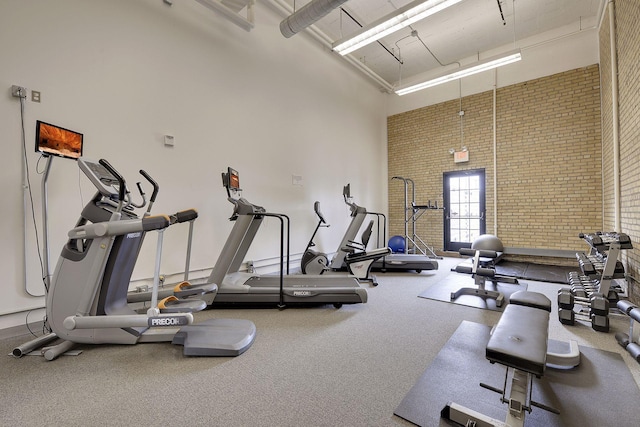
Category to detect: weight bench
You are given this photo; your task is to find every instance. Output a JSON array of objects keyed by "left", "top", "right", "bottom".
[
  {"left": 442, "top": 291, "right": 580, "bottom": 426},
  {"left": 451, "top": 248, "right": 507, "bottom": 307}
]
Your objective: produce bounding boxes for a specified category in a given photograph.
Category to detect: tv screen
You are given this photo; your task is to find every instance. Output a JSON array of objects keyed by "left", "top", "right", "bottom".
[{"left": 35, "top": 120, "right": 83, "bottom": 160}]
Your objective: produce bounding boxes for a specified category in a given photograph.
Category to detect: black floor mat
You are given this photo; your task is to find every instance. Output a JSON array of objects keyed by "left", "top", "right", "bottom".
[
  {"left": 394, "top": 321, "right": 640, "bottom": 427},
  {"left": 419, "top": 273, "right": 527, "bottom": 312},
  {"left": 496, "top": 261, "right": 575, "bottom": 284},
  {"left": 493, "top": 260, "right": 528, "bottom": 277},
  {"left": 454, "top": 260, "right": 575, "bottom": 284}
]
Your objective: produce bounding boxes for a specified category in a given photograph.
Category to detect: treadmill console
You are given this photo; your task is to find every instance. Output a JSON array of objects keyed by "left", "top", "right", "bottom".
[
  {"left": 222, "top": 167, "right": 240, "bottom": 189},
  {"left": 222, "top": 167, "right": 241, "bottom": 198},
  {"left": 78, "top": 158, "right": 120, "bottom": 198}
]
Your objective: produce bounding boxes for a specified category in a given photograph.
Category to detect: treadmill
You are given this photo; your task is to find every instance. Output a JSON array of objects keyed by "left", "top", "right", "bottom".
[
  {"left": 328, "top": 184, "right": 439, "bottom": 273},
  {"left": 207, "top": 168, "right": 367, "bottom": 308}
]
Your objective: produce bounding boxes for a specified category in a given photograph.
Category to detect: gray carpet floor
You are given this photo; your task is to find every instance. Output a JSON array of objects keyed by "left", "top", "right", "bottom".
[{"left": 1, "top": 257, "right": 639, "bottom": 426}]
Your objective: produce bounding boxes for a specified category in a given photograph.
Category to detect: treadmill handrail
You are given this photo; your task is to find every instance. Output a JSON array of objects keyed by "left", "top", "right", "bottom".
[{"left": 249, "top": 212, "right": 290, "bottom": 309}]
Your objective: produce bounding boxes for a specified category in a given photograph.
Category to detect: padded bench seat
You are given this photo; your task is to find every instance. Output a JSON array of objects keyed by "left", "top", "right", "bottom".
[
  {"left": 345, "top": 247, "right": 391, "bottom": 262},
  {"left": 509, "top": 290, "right": 552, "bottom": 312},
  {"left": 486, "top": 303, "right": 550, "bottom": 377}
]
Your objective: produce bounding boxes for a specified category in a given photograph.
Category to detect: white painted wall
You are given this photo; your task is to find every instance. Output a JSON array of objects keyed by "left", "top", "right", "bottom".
[{"left": 0, "top": 0, "right": 388, "bottom": 330}]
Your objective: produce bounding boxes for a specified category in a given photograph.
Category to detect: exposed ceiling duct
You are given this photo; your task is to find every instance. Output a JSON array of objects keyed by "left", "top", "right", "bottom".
[{"left": 279, "top": 0, "right": 349, "bottom": 38}]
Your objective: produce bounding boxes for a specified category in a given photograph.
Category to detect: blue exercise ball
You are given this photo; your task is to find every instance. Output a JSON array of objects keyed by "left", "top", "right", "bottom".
[{"left": 388, "top": 235, "right": 405, "bottom": 253}]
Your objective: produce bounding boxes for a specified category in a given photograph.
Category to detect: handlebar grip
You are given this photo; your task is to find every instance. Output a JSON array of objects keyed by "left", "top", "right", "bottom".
[
  {"left": 136, "top": 182, "right": 145, "bottom": 196},
  {"left": 99, "top": 159, "right": 126, "bottom": 202},
  {"left": 142, "top": 214, "right": 171, "bottom": 231},
  {"left": 173, "top": 209, "right": 198, "bottom": 223},
  {"left": 139, "top": 170, "right": 159, "bottom": 203}
]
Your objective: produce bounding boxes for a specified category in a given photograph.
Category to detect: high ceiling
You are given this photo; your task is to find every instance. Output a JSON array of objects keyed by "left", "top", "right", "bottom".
[{"left": 277, "top": 0, "right": 605, "bottom": 90}]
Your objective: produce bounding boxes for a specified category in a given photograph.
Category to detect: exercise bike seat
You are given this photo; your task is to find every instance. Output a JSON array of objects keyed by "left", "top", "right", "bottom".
[
  {"left": 313, "top": 201, "right": 327, "bottom": 225},
  {"left": 346, "top": 247, "right": 391, "bottom": 262},
  {"left": 344, "top": 220, "right": 375, "bottom": 253},
  {"left": 344, "top": 221, "right": 390, "bottom": 285}
]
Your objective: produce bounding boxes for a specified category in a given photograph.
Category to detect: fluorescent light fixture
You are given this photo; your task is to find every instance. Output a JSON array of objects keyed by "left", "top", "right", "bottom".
[
  {"left": 395, "top": 49, "right": 522, "bottom": 96},
  {"left": 332, "top": 0, "right": 465, "bottom": 56}
]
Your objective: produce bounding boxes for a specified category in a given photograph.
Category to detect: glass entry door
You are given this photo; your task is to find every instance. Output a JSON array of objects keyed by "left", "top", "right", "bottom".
[{"left": 443, "top": 169, "right": 486, "bottom": 252}]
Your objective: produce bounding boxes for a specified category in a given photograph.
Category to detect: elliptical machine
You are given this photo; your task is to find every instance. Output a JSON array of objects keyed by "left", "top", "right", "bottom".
[
  {"left": 301, "top": 201, "right": 330, "bottom": 275},
  {"left": 42, "top": 158, "right": 256, "bottom": 360}
]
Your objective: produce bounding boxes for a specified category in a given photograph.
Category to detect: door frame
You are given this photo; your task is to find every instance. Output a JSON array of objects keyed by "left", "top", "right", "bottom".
[{"left": 443, "top": 168, "right": 486, "bottom": 252}]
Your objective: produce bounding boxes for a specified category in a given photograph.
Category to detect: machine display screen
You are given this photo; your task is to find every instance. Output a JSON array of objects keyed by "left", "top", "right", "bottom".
[
  {"left": 35, "top": 120, "right": 83, "bottom": 160},
  {"left": 228, "top": 167, "right": 240, "bottom": 190}
]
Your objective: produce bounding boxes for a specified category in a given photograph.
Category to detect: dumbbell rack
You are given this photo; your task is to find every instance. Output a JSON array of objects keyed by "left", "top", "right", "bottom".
[
  {"left": 558, "top": 232, "right": 633, "bottom": 332},
  {"left": 569, "top": 232, "right": 633, "bottom": 304}
]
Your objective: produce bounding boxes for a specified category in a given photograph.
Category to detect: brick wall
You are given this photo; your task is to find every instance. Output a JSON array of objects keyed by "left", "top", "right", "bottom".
[
  {"left": 388, "top": 92, "right": 494, "bottom": 255},
  {"left": 495, "top": 66, "right": 602, "bottom": 252},
  {"left": 388, "top": 65, "right": 602, "bottom": 265},
  {"left": 601, "top": 0, "right": 640, "bottom": 303}
]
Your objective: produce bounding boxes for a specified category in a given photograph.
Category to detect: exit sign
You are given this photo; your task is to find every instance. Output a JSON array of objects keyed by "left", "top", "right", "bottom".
[{"left": 454, "top": 150, "right": 469, "bottom": 163}]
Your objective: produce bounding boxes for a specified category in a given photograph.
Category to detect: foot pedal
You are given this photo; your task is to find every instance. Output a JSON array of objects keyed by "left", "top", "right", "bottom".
[
  {"left": 173, "top": 281, "right": 217, "bottom": 298},
  {"left": 158, "top": 295, "right": 206, "bottom": 313}
]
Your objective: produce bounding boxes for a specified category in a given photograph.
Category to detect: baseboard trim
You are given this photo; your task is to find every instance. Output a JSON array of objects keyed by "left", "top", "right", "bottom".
[{"left": 0, "top": 322, "right": 47, "bottom": 341}]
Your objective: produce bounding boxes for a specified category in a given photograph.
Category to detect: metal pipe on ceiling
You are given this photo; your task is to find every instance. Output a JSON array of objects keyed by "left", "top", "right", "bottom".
[
  {"left": 268, "top": 0, "right": 393, "bottom": 92},
  {"left": 280, "top": 0, "right": 349, "bottom": 38}
]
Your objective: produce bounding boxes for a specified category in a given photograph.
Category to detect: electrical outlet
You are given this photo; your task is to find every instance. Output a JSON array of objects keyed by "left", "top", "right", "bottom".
[{"left": 11, "top": 85, "right": 27, "bottom": 98}]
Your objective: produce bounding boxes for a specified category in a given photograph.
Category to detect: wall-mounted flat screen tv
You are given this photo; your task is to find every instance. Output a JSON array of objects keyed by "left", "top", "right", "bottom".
[{"left": 35, "top": 120, "right": 83, "bottom": 160}]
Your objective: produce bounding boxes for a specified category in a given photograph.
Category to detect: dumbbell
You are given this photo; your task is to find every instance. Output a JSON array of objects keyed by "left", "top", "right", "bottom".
[
  {"left": 560, "top": 288, "right": 610, "bottom": 313},
  {"left": 558, "top": 288, "right": 576, "bottom": 325},
  {"left": 557, "top": 288, "right": 610, "bottom": 331},
  {"left": 590, "top": 312, "right": 610, "bottom": 332},
  {"left": 606, "top": 289, "right": 620, "bottom": 304},
  {"left": 570, "top": 286, "right": 588, "bottom": 299}
]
